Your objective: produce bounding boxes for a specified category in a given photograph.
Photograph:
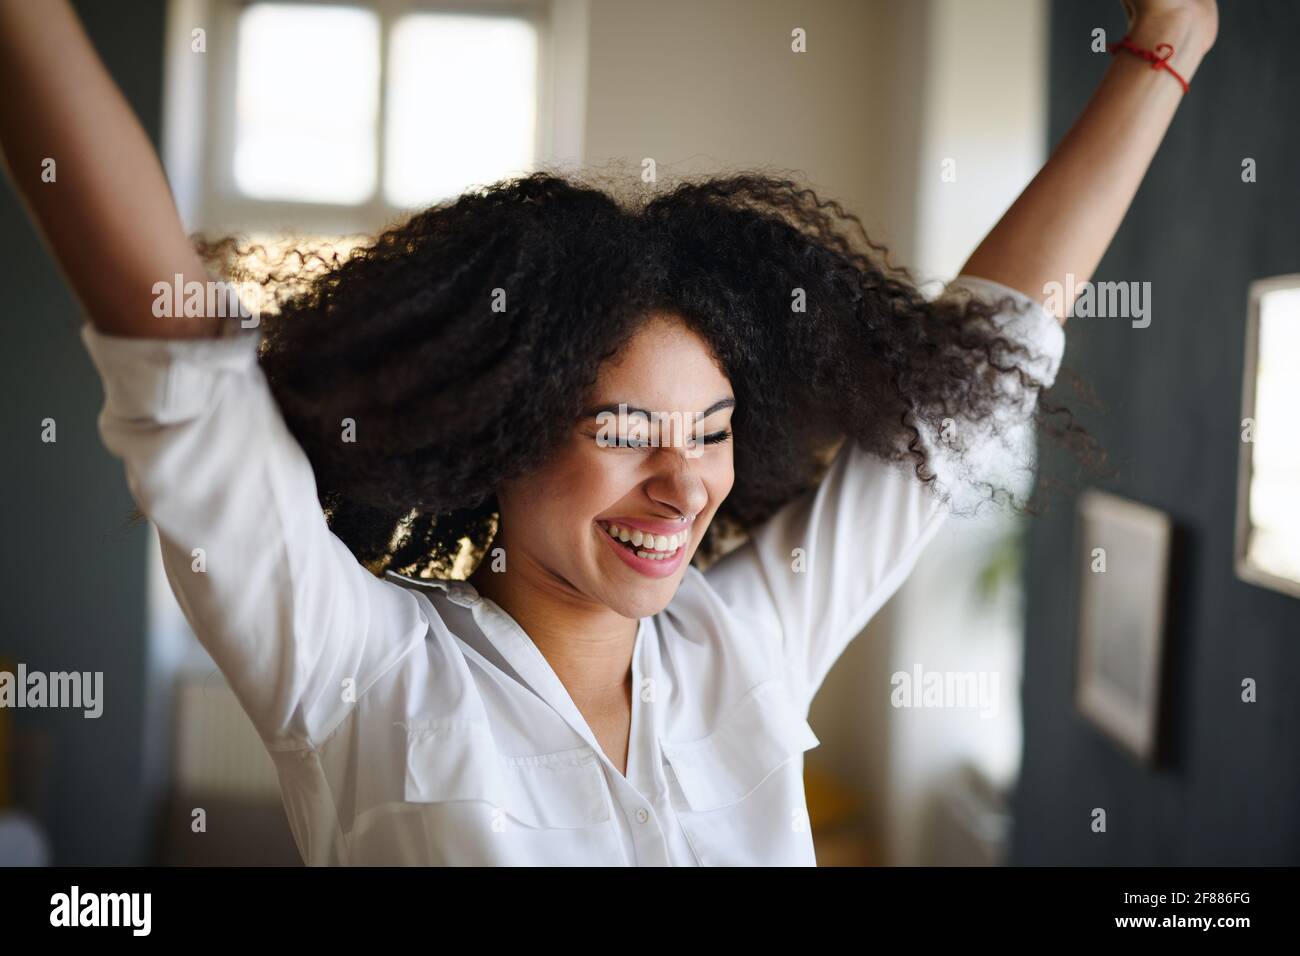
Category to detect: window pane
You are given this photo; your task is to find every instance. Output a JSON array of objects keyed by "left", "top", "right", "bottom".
[
  {"left": 385, "top": 13, "right": 538, "bottom": 208},
  {"left": 1247, "top": 288, "right": 1300, "bottom": 582},
  {"left": 234, "top": 4, "right": 380, "bottom": 204}
]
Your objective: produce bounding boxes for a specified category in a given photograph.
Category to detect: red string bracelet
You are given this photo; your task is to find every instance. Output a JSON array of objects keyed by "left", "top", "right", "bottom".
[{"left": 1107, "top": 33, "right": 1190, "bottom": 93}]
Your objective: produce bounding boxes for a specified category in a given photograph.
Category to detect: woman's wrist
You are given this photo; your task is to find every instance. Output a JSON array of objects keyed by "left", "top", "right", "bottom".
[{"left": 1122, "top": 11, "right": 1215, "bottom": 85}]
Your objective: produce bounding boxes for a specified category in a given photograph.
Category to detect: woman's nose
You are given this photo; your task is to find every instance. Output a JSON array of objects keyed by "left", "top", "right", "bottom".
[{"left": 645, "top": 450, "right": 708, "bottom": 517}]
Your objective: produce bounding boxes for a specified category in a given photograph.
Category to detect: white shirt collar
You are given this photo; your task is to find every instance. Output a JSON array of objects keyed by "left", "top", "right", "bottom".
[{"left": 383, "top": 567, "right": 651, "bottom": 776}]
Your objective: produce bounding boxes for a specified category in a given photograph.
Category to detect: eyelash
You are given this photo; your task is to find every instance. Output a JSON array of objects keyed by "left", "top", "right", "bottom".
[{"left": 604, "top": 430, "right": 733, "bottom": 449}]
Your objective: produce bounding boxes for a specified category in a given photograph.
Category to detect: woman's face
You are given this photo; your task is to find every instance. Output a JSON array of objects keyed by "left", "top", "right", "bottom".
[{"left": 492, "top": 314, "right": 736, "bottom": 620}]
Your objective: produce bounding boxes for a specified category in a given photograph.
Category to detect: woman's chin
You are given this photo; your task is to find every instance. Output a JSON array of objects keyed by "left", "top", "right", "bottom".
[
  {"left": 593, "top": 565, "right": 677, "bottom": 618},
  {"left": 606, "top": 592, "right": 672, "bottom": 621}
]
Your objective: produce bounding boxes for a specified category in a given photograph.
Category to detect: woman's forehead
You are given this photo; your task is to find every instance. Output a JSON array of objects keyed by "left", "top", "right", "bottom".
[{"left": 598, "top": 315, "right": 727, "bottom": 378}]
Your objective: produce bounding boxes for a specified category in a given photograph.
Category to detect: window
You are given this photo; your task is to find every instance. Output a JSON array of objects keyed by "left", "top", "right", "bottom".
[
  {"left": 385, "top": 12, "right": 539, "bottom": 207},
  {"left": 232, "top": 3, "right": 382, "bottom": 205},
  {"left": 163, "top": 0, "right": 587, "bottom": 238}
]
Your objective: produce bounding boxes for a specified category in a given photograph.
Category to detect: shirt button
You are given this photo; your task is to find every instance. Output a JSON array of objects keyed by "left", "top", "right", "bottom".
[{"left": 635, "top": 808, "right": 649, "bottom": 824}]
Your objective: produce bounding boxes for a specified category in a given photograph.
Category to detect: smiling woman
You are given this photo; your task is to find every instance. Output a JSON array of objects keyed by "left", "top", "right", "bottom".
[
  {"left": 1, "top": 0, "right": 1216, "bottom": 867},
  {"left": 470, "top": 311, "right": 739, "bottom": 614},
  {"left": 172, "top": 168, "right": 1081, "bottom": 824}
]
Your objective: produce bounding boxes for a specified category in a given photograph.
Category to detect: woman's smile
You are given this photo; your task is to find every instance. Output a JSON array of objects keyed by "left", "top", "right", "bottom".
[{"left": 595, "top": 519, "right": 689, "bottom": 578}]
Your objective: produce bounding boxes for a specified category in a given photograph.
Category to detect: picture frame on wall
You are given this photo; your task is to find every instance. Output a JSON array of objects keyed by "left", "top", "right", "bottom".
[{"left": 1074, "top": 489, "right": 1173, "bottom": 764}]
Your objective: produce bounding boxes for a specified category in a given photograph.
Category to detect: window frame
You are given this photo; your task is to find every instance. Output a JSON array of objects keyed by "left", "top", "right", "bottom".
[{"left": 163, "top": 0, "right": 584, "bottom": 236}]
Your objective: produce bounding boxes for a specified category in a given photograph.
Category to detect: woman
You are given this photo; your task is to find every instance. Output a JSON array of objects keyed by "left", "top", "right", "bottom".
[{"left": 0, "top": 0, "right": 1216, "bottom": 865}]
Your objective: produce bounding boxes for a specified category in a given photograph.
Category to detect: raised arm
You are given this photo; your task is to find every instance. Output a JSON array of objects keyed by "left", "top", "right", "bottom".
[
  {"left": 2, "top": 0, "right": 429, "bottom": 748},
  {"left": 0, "top": 0, "right": 218, "bottom": 337},
  {"left": 959, "top": 0, "right": 1218, "bottom": 320}
]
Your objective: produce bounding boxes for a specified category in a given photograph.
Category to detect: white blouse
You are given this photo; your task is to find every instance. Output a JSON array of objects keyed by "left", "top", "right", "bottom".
[{"left": 80, "top": 274, "right": 1064, "bottom": 866}]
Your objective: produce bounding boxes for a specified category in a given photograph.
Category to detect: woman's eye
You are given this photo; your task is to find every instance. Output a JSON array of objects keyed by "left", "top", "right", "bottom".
[{"left": 593, "top": 430, "right": 731, "bottom": 448}]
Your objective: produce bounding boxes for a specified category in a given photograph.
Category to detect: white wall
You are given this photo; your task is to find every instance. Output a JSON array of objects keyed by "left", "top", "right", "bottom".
[
  {"left": 870, "top": 0, "right": 1048, "bottom": 865},
  {"left": 583, "top": 0, "right": 917, "bottom": 251}
]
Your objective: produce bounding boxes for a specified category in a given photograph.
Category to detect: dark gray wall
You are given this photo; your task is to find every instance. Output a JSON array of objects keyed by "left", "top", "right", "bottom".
[
  {"left": 1, "top": 0, "right": 168, "bottom": 865},
  {"left": 1012, "top": 1, "right": 1300, "bottom": 864}
]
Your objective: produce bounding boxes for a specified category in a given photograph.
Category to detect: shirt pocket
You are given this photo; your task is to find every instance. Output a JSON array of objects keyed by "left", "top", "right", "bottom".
[
  {"left": 397, "top": 721, "right": 624, "bottom": 865},
  {"left": 660, "top": 679, "right": 821, "bottom": 865}
]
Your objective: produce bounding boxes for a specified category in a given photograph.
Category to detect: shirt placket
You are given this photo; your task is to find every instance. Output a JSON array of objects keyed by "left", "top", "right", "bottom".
[{"left": 454, "top": 583, "right": 673, "bottom": 866}]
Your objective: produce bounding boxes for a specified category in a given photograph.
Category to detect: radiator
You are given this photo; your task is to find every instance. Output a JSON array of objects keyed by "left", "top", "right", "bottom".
[
  {"left": 926, "top": 762, "right": 1011, "bottom": 866},
  {"left": 172, "top": 674, "right": 281, "bottom": 799}
]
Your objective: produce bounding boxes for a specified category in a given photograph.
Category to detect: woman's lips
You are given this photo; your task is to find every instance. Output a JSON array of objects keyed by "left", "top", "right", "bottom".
[{"left": 596, "top": 521, "right": 687, "bottom": 578}]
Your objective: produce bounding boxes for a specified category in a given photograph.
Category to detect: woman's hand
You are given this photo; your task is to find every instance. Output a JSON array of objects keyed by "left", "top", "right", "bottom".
[{"left": 1122, "top": 0, "right": 1219, "bottom": 61}]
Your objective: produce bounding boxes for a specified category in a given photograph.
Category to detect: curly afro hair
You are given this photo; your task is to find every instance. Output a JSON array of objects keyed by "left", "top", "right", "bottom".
[{"left": 195, "top": 165, "right": 1096, "bottom": 580}]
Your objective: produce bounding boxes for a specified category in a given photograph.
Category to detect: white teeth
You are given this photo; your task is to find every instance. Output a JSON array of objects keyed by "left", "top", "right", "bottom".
[{"left": 602, "top": 522, "right": 684, "bottom": 555}]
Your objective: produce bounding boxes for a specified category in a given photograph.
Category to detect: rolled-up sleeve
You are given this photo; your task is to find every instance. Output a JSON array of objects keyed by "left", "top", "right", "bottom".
[
  {"left": 80, "top": 321, "right": 426, "bottom": 747},
  {"left": 703, "top": 275, "right": 1065, "bottom": 712}
]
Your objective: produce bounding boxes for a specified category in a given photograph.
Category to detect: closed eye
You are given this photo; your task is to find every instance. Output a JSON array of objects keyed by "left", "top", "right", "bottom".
[{"left": 601, "top": 429, "right": 732, "bottom": 449}]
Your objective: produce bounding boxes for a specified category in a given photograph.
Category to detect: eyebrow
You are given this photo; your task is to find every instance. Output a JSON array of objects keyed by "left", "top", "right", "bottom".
[{"left": 582, "top": 397, "right": 736, "bottom": 419}]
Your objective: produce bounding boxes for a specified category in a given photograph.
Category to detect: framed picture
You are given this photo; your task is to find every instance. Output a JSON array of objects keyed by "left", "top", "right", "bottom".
[
  {"left": 1074, "top": 489, "right": 1172, "bottom": 764},
  {"left": 1235, "top": 274, "right": 1300, "bottom": 600}
]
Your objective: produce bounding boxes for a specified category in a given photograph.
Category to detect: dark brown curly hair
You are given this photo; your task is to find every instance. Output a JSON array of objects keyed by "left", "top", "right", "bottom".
[{"left": 192, "top": 165, "right": 1098, "bottom": 580}]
